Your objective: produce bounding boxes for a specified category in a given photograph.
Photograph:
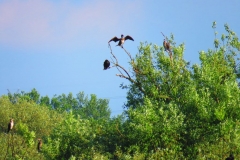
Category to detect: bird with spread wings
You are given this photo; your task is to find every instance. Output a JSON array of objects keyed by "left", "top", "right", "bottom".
[{"left": 108, "top": 34, "right": 134, "bottom": 48}]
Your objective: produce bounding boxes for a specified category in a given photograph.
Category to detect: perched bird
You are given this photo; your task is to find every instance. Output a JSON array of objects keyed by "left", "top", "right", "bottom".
[
  {"left": 103, "top": 60, "right": 110, "bottom": 70},
  {"left": 37, "top": 139, "right": 42, "bottom": 152},
  {"left": 226, "top": 154, "right": 234, "bottom": 160},
  {"left": 7, "top": 118, "right": 14, "bottom": 133},
  {"left": 163, "top": 39, "right": 172, "bottom": 59},
  {"left": 163, "top": 39, "right": 170, "bottom": 51},
  {"left": 108, "top": 34, "right": 134, "bottom": 47}
]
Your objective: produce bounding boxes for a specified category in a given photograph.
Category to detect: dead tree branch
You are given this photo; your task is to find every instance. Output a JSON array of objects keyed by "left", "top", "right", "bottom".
[
  {"left": 161, "top": 32, "right": 166, "bottom": 39},
  {"left": 108, "top": 43, "right": 145, "bottom": 95},
  {"left": 108, "top": 43, "right": 132, "bottom": 80},
  {"left": 108, "top": 44, "right": 118, "bottom": 64},
  {"left": 122, "top": 46, "right": 133, "bottom": 61}
]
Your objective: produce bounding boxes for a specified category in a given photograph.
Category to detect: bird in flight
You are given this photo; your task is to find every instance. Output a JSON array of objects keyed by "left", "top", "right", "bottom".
[
  {"left": 103, "top": 60, "right": 110, "bottom": 70},
  {"left": 8, "top": 118, "right": 14, "bottom": 133},
  {"left": 108, "top": 34, "right": 134, "bottom": 48}
]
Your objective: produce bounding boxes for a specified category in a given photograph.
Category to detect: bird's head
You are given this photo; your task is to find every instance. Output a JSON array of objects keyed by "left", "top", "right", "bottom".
[
  {"left": 121, "top": 34, "right": 124, "bottom": 38},
  {"left": 10, "top": 119, "right": 13, "bottom": 122}
]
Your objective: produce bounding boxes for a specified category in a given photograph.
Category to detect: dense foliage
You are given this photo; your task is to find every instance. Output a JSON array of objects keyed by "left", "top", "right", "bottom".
[{"left": 0, "top": 23, "right": 240, "bottom": 159}]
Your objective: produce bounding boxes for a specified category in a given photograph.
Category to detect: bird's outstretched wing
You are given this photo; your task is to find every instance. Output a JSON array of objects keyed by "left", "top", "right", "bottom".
[
  {"left": 125, "top": 35, "right": 134, "bottom": 41},
  {"left": 108, "top": 36, "right": 120, "bottom": 43}
]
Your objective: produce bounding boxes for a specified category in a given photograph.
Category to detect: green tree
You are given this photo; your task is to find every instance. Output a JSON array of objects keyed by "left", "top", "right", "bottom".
[
  {"left": 51, "top": 93, "right": 78, "bottom": 112},
  {"left": 40, "top": 95, "right": 51, "bottom": 107},
  {"left": 0, "top": 96, "right": 62, "bottom": 159},
  {"left": 75, "top": 92, "right": 111, "bottom": 120},
  {"left": 50, "top": 92, "right": 111, "bottom": 121},
  {"left": 43, "top": 112, "right": 110, "bottom": 159},
  {"left": 8, "top": 88, "right": 40, "bottom": 104},
  {"left": 107, "top": 23, "right": 240, "bottom": 159}
]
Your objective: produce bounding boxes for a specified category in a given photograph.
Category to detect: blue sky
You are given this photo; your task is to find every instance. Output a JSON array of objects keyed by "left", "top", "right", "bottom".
[{"left": 0, "top": 0, "right": 240, "bottom": 116}]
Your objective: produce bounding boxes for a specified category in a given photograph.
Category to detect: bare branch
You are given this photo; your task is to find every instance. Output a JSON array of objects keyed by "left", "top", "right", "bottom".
[
  {"left": 161, "top": 32, "right": 171, "bottom": 43},
  {"left": 109, "top": 44, "right": 127, "bottom": 76},
  {"left": 108, "top": 43, "right": 132, "bottom": 80},
  {"left": 161, "top": 32, "right": 166, "bottom": 38},
  {"left": 110, "top": 57, "right": 116, "bottom": 65},
  {"left": 116, "top": 74, "right": 134, "bottom": 82},
  {"left": 108, "top": 43, "right": 118, "bottom": 64},
  {"left": 108, "top": 42, "right": 146, "bottom": 95},
  {"left": 116, "top": 68, "right": 124, "bottom": 76},
  {"left": 110, "top": 57, "right": 118, "bottom": 69},
  {"left": 169, "top": 50, "right": 173, "bottom": 61},
  {"left": 122, "top": 46, "right": 133, "bottom": 61},
  {"left": 116, "top": 64, "right": 131, "bottom": 79}
]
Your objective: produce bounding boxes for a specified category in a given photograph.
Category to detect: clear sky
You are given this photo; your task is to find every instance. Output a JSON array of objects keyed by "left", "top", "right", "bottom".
[{"left": 0, "top": 0, "right": 240, "bottom": 116}]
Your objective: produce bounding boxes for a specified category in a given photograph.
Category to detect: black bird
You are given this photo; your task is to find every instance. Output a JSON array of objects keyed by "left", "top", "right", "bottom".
[
  {"left": 103, "top": 60, "right": 110, "bottom": 70},
  {"left": 108, "top": 34, "right": 134, "bottom": 47},
  {"left": 7, "top": 118, "right": 14, "bottom": 133},
  {"left": 37, "top": 139, "right": 42, "bottom": 152},
  {"left": 226, "top": 154, "right": 234, "bottom": 160}
]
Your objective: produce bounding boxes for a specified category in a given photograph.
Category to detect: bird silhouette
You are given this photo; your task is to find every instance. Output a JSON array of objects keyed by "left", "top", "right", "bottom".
[
  {"left": 103, "top": 60, "right": 110, "bottom": 70},
  {"left": 108, "top": 34, "right": 134, "bottom": 47},
  {"left": 37, "top": 139, "right": 42, "bottom": 152},
  {"left": 226, "top": 154, "right": 234, "bottom": 160},
  {"left": 7, "top": 118, "right": 14, "bottom": 133}
]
